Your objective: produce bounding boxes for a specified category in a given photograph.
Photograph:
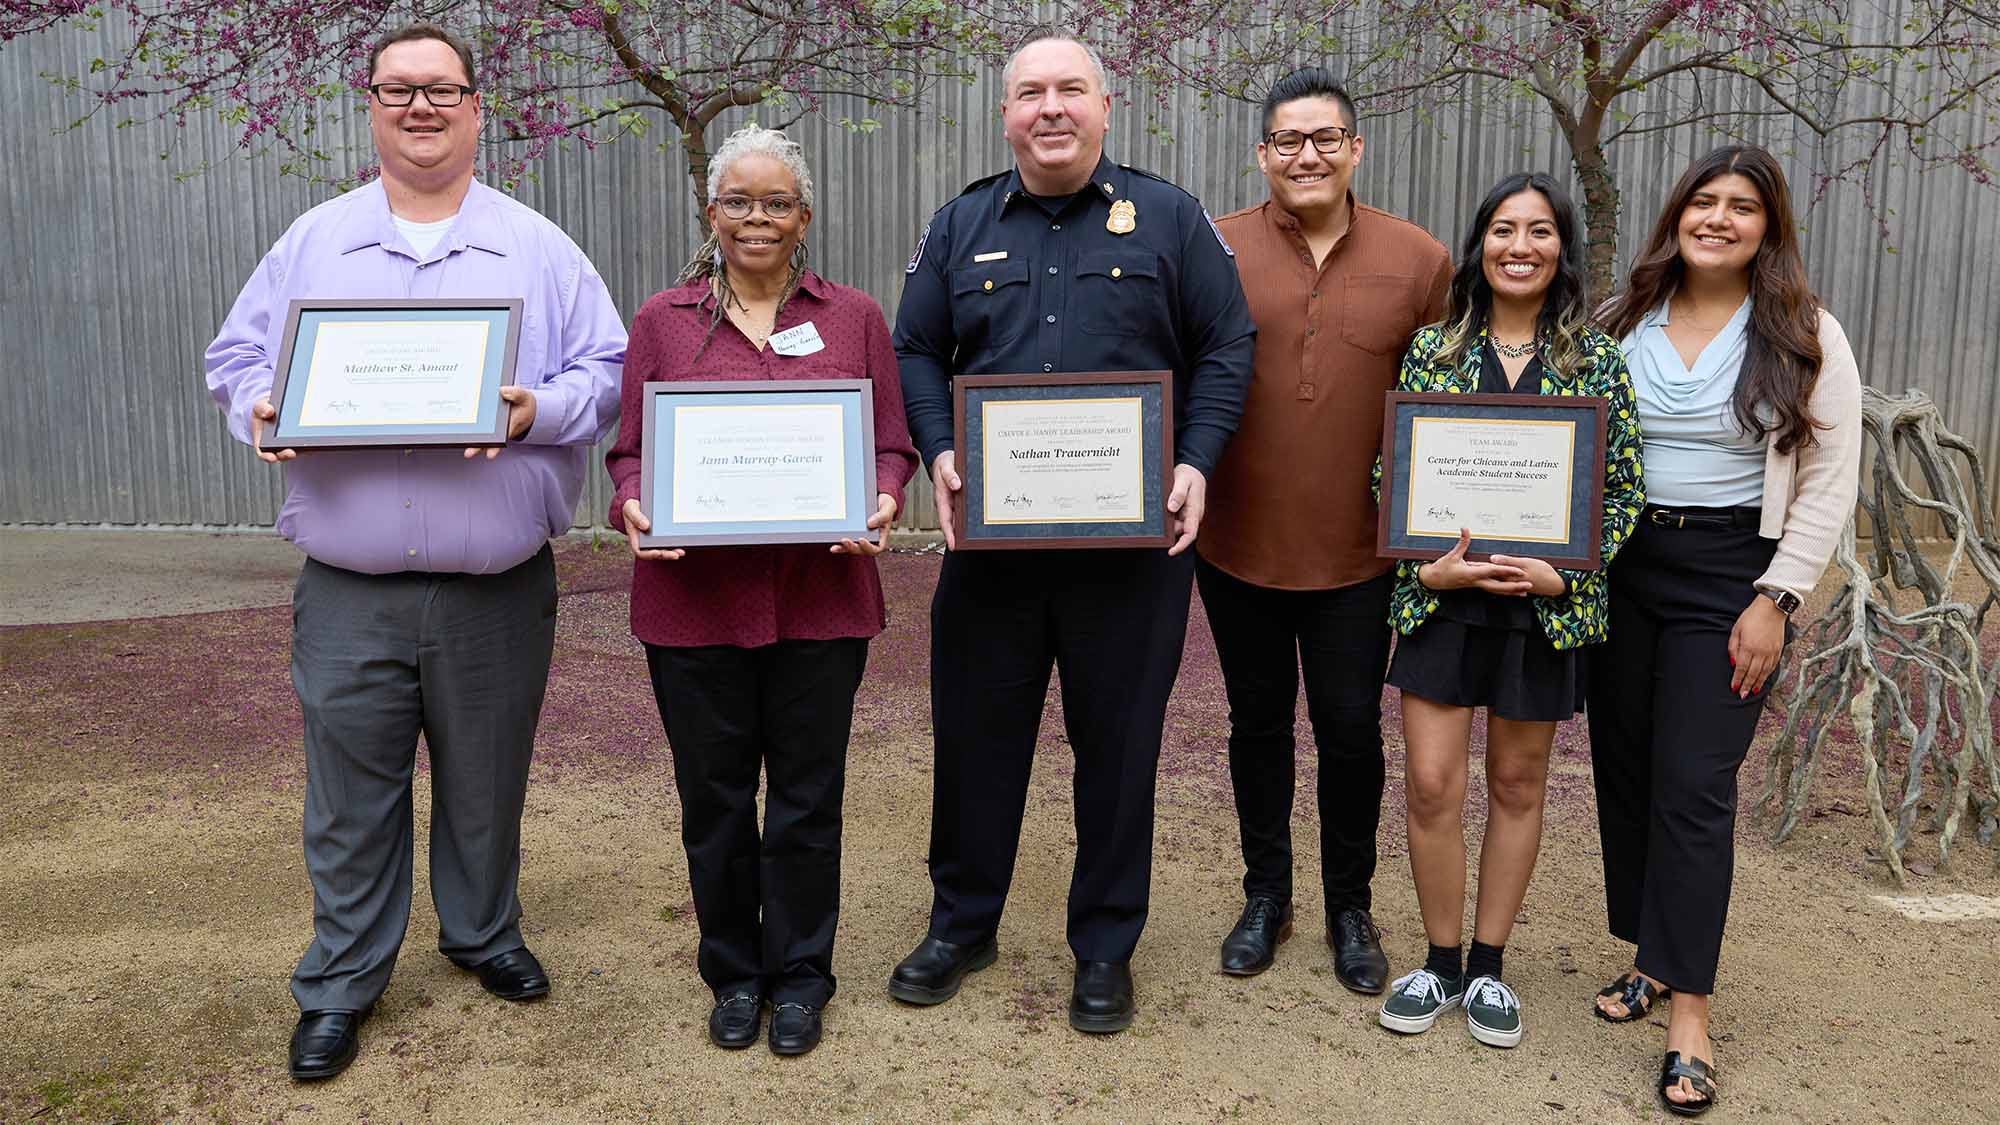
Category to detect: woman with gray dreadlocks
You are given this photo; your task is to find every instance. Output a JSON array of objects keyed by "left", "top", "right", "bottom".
[{"left": 604, "top": 123, "right": 919, "bottom": 1057}]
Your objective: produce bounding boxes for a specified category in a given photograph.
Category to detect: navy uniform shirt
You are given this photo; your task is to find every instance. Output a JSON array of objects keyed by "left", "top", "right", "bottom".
[{"left": 894, "top": 156, "right": 1256, "bottom": 476}]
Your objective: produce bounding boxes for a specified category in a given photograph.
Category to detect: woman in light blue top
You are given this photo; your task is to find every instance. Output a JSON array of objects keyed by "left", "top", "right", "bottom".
[{"left": 1590, "top": 145, "right": 1863, "bottom": 1118}]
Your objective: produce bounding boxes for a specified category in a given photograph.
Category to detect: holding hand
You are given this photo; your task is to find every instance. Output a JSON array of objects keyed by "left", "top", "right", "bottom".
[
  {"left": 621, "top": 498, "right": 685, "bottom": 562},
  {"left": 1416, "top": 528, "right": 1531, "bottom": 595},
  {"left": 1486, "top": 552, "right": 1566, "bottom": 597},
  {"left": 931, "top": 451, "right": 963, "bottom": 551},
  {"left": 1166, "top": 464, "right": 1206, "bottom": 557},
  {"left": 250, "top": 398, "right": 299, "bottom": 463},
  {"left": 833, "top": 493, "right": 899, "bottom": 556},
  {"left": 465, "top": 386, "right": 538, "bottom": 459}
]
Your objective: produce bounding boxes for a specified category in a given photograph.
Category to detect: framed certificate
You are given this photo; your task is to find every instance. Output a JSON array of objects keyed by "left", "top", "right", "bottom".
[
  {"left": 637, "top": 379, "right": 880, "bottom": 547},
  {"left": 1377, "top": 392, "right": 1608, "bottom": 570},
  {"left": 952, "top": 371, "right": 1173, "bottom": 550},
  {"left": 265, "top": 298, "right": 522, "bottom": 448}
]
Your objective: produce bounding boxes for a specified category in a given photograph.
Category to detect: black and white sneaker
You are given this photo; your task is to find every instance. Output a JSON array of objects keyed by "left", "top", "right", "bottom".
[
  {"left": 1378, "top": 968, "right": 1464, "bottom": 1035},
  {"left": 1464, "top": 974, "right": 1524, "bottom": 1048}
]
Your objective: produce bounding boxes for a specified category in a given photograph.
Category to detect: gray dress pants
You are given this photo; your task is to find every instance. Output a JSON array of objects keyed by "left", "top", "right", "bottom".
[{"left": 287, "top": 545, "right": 556, "bottom": 1012}]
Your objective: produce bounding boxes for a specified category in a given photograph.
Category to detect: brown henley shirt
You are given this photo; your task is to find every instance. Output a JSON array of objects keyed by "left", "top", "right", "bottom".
[{"left": 1200, "top": 197, "right": 1452, "bottom": 590}]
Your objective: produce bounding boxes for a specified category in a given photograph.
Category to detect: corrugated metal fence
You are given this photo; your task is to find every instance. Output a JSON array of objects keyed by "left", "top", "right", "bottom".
[{"left": 4, "top": 23, "right": 1997, "bottom": 531}]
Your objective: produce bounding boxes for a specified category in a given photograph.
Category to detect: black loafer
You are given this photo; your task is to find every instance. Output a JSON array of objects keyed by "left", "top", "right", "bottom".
[
  {"left": 887, "top": 934, "right": 998, "bottom": 1005},
  {"left": 288, "top": 1008, "right": 367, "bottom": 1081},
  {"left": 708, "top": 992, "right": 763, "bottom": 1049},
  {"left": 1069, "top": 960, "right": 1135, "bottom": 1034},
  {"left": 464, "top": 946, "right": 551, "bottom": 1001},
  {"left": 1328, "top": 908, "right": 1389, "bottom": 995},
  {"left": 769, "top": 1002, "right": 823, "bottom": 1056},
  {"left": 1220, "top": 895, "right": 1293, "bottom": 976}
]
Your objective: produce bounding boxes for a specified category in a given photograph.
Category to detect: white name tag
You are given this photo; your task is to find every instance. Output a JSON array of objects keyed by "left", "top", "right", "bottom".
[{"left": 770, "top": 321, "right": 825, "bottom": 357}]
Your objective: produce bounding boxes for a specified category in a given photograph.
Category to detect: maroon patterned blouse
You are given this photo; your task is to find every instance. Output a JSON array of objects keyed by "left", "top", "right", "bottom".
[{"left": 605, "top": 271, "right": 920, "bottom": 648}]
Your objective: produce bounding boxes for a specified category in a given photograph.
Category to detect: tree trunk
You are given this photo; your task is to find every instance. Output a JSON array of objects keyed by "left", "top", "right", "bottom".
[
  {"left": 682, "top": 123, "right": 713, "bottom": 237},
  {"left": 1570, "top": 136, "right": 1621, "bottom": 300}
]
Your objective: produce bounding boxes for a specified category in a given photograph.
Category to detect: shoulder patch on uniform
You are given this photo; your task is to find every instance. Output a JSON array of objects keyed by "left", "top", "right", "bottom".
[
  {"left": 1202, "top": 207, "right": 1235, "bottom": 257},
  {"left": 905, "top": 220, "right": 932, "bottom": 275}
]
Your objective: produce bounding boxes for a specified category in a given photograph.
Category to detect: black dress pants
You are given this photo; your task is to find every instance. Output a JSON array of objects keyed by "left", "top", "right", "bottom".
[
  {"left": 1585, "top": 512, "right": 1779, "bottom": 995},
  {"left": 645, "top": 637, "right": 867, "bottom": 1007},
  {"left": 925, "top": 547, "right": 1195, "bottom": 963},
  {"left": 1195, "top": 559, "right": 1394, "bottom": 916}
]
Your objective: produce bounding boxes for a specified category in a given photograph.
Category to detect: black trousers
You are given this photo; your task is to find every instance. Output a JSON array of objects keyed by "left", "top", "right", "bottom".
[
  {"left": 926, "top": 547, "right": 1195, "bottom": 963},
  {"left": 1195, "top": 559, "right": 1393, "bottom": 915},
  {"left": 1585, "top": 513, "right": 1779, "bottom": 995},
  {"left": 645, "top": 637, "right": 867, "bottom": 1007},
  {"left": 289, "top": 545, "right": 556, "bottom": 1012}
]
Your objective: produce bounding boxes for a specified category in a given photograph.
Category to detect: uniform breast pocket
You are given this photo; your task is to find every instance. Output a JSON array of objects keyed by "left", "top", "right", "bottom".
[
  {"left": 1340, "top": 274, "right": 1421, "bottom": 356},
  {"left": 1076, "top": 250, "right": 1164, "bottom": 337},
  {"left": 950, "top": 259, "right": 1032, "bottom": 350}
]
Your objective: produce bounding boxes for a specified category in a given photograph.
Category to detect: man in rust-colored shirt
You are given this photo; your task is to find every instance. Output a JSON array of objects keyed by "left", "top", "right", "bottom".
[{"left": 1199, "top": 67, "right": 1451, "bottom": 995}]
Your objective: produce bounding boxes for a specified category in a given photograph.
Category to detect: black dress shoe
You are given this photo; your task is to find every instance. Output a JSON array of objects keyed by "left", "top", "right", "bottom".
[
  {"left": 708, "top": 992, "right": 763, "bottom": 1049},
  {"left": 1220, "top": 895, "right": 1293, "bottom": 976},
  {"left": 1069, "top": 961, "right": 1135, "bottom": 1034},
  {"left": 464, "top": 946, "right": 551, "bottom": 1001},
  {"left": 1328, "top": 907, "right": 1389, "bottom": 995},
  {"left": 769, "top": 1002, "right": 824, "bottom": 1056},
  {"left": 887, "top": 934, "right": 998, "bottom": 1005},
  {"left": 289, "top": 1009, "right": 366, "bottom": 1081}
]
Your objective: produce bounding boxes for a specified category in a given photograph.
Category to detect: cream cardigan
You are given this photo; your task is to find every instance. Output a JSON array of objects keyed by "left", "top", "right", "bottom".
[{"left": 1752, "top": 309, "right": 1864, "bottom": 602}]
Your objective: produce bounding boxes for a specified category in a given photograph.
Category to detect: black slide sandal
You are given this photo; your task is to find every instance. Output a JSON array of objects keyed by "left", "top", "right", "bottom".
[
  {"left": 1595, "top": 973, "right": 1669, "bottom": 1022},
  {"left": 1658, "top": 1050, "right": 1719, "bottom": 1117}
]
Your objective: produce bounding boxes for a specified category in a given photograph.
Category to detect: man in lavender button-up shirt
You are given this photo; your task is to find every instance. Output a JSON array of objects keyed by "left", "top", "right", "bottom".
[{"left": 203, "top": 23, "right": 625, "bottom": 1082}]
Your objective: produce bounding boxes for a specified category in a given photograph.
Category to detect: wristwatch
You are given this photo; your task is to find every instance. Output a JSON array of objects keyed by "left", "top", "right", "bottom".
[{"left": 1761, "top": 588, "right": 1801, "bottom": 616}]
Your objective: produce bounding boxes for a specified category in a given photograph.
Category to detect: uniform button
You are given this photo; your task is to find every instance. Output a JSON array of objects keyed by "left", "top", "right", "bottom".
[
  {"left": 1045, "top": 314, "right": 1057, "bottom": 323},
  {"left": 1047, "top": 266, "right": 1058, "bottom": 275},
  {"left": 1051, "top": 223, "right": 1061, "bottom": 231},
  {"left": 1042, "top": 363, "right": 1054, "bottom": 372},
  {"left": 983, "top": 280, "right": 993, "bottom": 291},
  {"left": 1111, "top": 267, "right": 1122, "bottom": 279}
]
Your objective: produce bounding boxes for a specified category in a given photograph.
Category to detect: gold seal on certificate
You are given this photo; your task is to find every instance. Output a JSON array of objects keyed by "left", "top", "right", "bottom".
[
  {"left": 265, "top": 298, "right": 523, "bottom": 448},
  {"left": 637, "top": 379, "right": 881, "bottom": 548},
  {"left": 1377, "top": 392, "right": 1609, "bottom": 570},
  {"left": 953, "top": 371, "right": 1174, "bottom": 549}
]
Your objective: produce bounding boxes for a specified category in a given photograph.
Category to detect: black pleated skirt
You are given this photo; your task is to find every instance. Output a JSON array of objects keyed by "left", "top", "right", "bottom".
[{"left": 1387, "top": 616, "right": 1585, "bottom": 722}]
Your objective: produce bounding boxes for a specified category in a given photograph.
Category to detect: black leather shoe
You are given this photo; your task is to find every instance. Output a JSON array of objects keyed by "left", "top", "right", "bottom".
[
  {"left": 288, "top": 1008, "right": 366, "bottom": 1081},
  {"left": 708, "top": 992, "right": 762, "bottom": 1049},
  {"left": 1219, "top": 895, "right": 1293, "bottom": 976},
  {"left": 1328, "top": 907, "right": 1389, "bottom": 995},
  {"left": 464, "top": 946, "right": 551, "bottom": 1001},
  {"left": 887, "top": 934, "right": 998, "bottom": 1005},
  {"left": 1069, "top": 961, "right": 1135, "bottom": 1034},
  {"left": 769, "top": 1002, "right": 823, "bottom": 1056}
]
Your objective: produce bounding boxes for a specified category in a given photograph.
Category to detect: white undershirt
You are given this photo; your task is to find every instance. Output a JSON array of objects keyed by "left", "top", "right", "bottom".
[{"left": 392, "top": 212, "right": 458, "bottom": 259}]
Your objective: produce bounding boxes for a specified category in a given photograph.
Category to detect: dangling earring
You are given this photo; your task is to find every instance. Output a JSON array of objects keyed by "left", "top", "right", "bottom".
[{"left": 791, "top": 239, "right": 810, "bottom": 279}]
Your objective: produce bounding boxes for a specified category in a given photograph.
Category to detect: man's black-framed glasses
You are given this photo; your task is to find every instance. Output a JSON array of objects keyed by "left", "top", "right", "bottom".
[
  {"left": 369, "top": 82, "right": 476, "bottom": 107},
  {"left": 1265, "top": 126, "right": 1352, "bottom": 157},
  {"left": 716, "top": 194, "right": 802, "bottom": 220}
]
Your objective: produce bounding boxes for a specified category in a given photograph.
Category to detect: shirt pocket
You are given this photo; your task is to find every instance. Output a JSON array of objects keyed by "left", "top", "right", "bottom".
[
  {"left": 949, "top": 258, "right": 1033, "bottom": 351},
  {"left": 1076, "top": 250, "right": 1164, "bottom": 337},
  {"left": 1340, "top": 274, "right": 1422, "bottom": 356}
]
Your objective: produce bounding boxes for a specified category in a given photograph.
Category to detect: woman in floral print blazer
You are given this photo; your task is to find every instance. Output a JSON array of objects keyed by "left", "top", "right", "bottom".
[{"left": 1369, "top": 172, "right": 1643, "bottom": 1052}]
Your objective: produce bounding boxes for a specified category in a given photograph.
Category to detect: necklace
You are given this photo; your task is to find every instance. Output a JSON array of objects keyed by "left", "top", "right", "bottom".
[{"left": 1492, "top": 335, "right": 1537, "bottom": 359}]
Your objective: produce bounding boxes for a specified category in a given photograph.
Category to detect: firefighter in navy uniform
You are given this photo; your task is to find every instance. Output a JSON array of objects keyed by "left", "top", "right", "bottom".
[{"left": 888, "top": 31, "right": 1255, "bottom": 1035}]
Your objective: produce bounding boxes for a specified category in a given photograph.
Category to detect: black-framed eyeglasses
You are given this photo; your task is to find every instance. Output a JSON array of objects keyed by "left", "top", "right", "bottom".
[
  {"left": 368, "top": 82, "right": 476, "bottom": 107},
  {"left": 716, "top": 194, "right": 802, "bottom": 220},
  {"left": 1264, "top": 127, "right": 1352, "bottom": 157}
]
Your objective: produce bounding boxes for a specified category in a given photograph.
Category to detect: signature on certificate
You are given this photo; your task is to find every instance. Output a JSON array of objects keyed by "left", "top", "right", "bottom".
[
  {"left": 1002, "top": 493, "right": 1032, "bottom": 508},
  {"left": 1094, "top": 491, "right": 1131, "bottom": 505},
  {"left": 328, "top": 399, "right": 360, "bottom": 414},
  {"left": 694, "top": 493, "right": 727, "bottom": 508},
  {"left": 1425, "top": 506, "right": 1456, "bottom": 521},
  {"left": 1518, "top": 510, "right": 1554, "bottom": 523}
]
